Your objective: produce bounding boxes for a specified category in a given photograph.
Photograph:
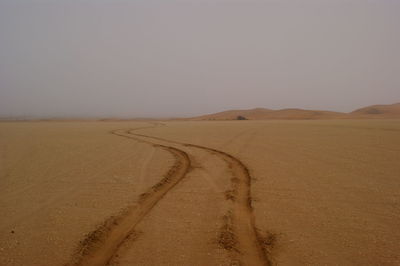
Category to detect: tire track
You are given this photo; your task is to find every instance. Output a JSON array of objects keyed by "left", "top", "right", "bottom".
[
  {"left": 67, "top": 128, "right": 191, "bottom": 266},
  {"left": 127, "top": 127, "right": 273, "bottom": 266}
]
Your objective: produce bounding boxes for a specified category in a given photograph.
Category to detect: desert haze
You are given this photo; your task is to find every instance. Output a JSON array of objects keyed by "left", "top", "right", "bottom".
[{"left": 1, "top": 0, "right": 400, "bottom": 265}]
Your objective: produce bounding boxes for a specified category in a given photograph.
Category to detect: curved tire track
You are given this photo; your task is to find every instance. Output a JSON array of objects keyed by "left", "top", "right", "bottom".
[
  {"left": 127, "top": 127, "right": 272, "bottom": 266},
  {"left": 67, "top": 128, "right": 191, "bottom": 266}
]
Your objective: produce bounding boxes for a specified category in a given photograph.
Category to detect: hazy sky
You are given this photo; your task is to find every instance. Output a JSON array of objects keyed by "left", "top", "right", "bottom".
[{"left": 1, "top": 0, "right": 400, "bottom": 118}]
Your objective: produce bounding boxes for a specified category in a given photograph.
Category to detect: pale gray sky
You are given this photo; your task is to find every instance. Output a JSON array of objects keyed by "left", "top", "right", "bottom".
[{"left": 1, "top": 0, "right": 399, "bottom": 118}]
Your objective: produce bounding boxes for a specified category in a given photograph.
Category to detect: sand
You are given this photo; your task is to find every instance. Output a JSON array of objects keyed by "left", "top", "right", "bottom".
[
  {"left": 1, "top": 119, "right": 400, "bottom": 265},
  {"left": 0, "top": 122, "right": 173, "bottom": 265}
]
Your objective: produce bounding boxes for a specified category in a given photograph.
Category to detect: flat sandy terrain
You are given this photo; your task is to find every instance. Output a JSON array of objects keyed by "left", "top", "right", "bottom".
[{"left": 1, "top": 120, "right": 399, "bottom": 265}]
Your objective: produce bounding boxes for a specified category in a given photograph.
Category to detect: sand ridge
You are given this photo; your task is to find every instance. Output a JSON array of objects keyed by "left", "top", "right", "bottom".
[{"left": 190, "top": 103, "right": 400, "bottom": 120}]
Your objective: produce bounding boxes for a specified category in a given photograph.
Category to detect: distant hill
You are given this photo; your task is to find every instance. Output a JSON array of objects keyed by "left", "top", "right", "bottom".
[
  {"left": 191, "top": 108, "right": 345, "bottom": 120},
  {"left": 259, "top": 109, "right": 346, "bottom": 120},
  {"left": 349, "top": 103, "right": 400, "bottom": 118},
  {"left": 190, "top": 103, "right": 400, "bottom": 120},
  {"left": 193, "top": 108, "right": 274, "bottom": 120}
]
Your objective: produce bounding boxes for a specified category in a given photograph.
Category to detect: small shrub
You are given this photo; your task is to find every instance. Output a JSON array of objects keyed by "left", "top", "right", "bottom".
[{"left": 236, "top": 115, "right": 247, "bottom": 120}]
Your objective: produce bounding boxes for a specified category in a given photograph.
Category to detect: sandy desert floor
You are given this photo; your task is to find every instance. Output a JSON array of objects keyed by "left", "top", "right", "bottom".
[{"left": 1, "top": 120, "right": 399, "bottom": 265}]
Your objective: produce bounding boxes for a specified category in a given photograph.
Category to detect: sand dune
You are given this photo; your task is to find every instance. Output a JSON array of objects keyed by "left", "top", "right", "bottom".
[
  {"left": 191, "top": 103, "right": 400, "bottom": 120},
  {"left": 192, "top": 108, "right": 345, "bottom": 120},
  {"left": 261, "top": 108, "right": 345, "bottom": 120},
  {"left": 193, "top": 108, "right": 274, "bottom": 120},
  {"left": 349, "top": 102, "right": 400, "bottom": 118}
]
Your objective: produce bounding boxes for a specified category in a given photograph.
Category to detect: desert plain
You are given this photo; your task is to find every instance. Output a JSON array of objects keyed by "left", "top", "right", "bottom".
[{"left": 1, "top": 119, "right": 400, "bottom": 265}]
